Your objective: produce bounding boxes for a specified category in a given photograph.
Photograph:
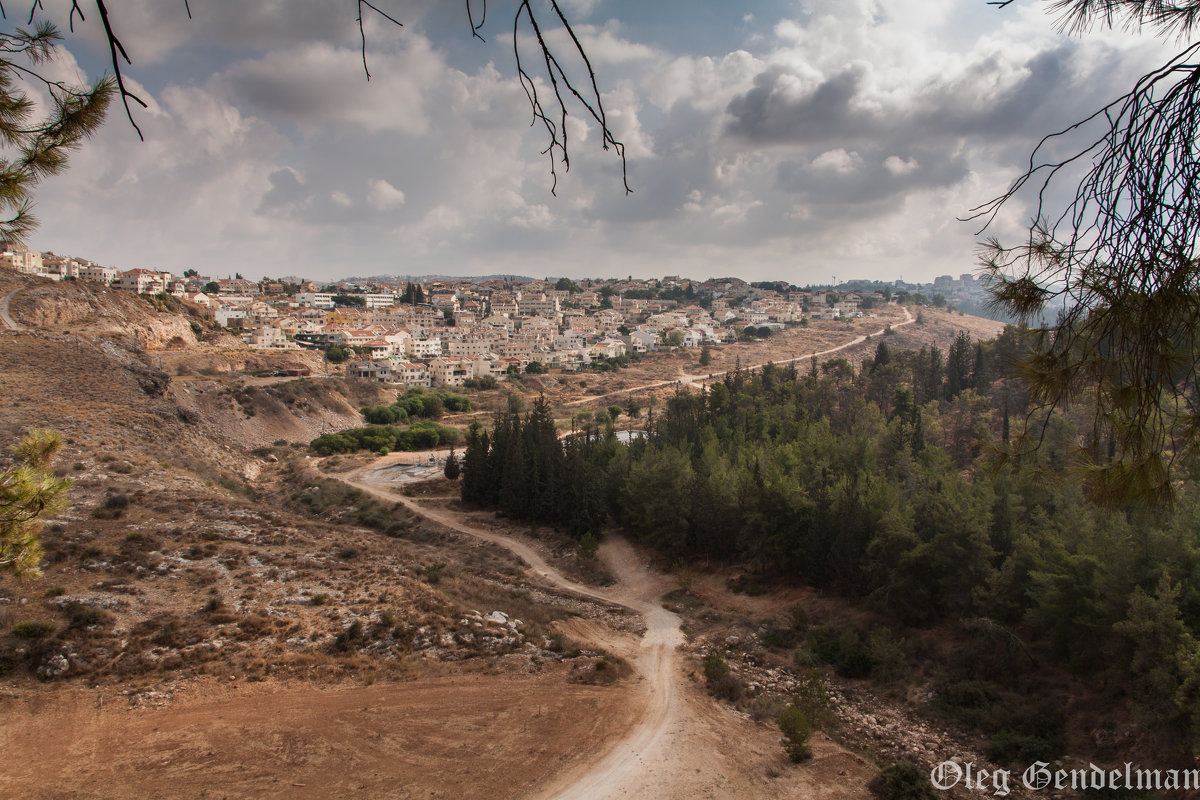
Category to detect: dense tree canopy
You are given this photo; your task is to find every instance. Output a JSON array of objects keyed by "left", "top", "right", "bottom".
[{"left": 461, "top": 331, "right": 1200, "bottom": 758}]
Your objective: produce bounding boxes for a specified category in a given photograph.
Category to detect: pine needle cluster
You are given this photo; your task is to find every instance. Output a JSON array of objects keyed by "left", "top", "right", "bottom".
[{"left": 0, "top": 18, "right": 112, "bottom": 242}]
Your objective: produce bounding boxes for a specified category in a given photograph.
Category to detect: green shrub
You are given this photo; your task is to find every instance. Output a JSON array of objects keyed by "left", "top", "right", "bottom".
[
  {"left": 985, "top": 730, "right": 1058, "bottom": 765},
  {"left": 703, "top": 650, "right": 730, "bottom": 682},
  {"left": 91, "top": 492, "right": 130, "bottom": 520},
  {"left": 310, "top": 421, "right": 461, "bottom": 456},
  {"left": 778, "top": 705, "right": 813, "bottom": 762},
  {"left": 702, "top": 650, "right": 743, "bottom": 700},
  {"left": 869, "top": 761, "right": 936, "bottom": 800},
  {"left": 360, "top": 389, "right": 471, "bottom": 425},
  {"left": 331, "top": 620, "right": 363, "bottom": 652},
  {"left": 463, "top": 376, "right": 498, "bottom": 390},
  {"left": 810, "top": 625, "right": 878, "bottom": 679},
  {"left": 790, "top": 604, "right": 810, "bottom": 632},
  {"left": 934, "top": 680, "right": 1065, "bottom": 762},
  {"left": 13, "top": 620, "right": 55, "bottom": 639},
  {"left": 576, "top": 531, "right": 599, "bottom": 560},
  {"left": 64, "top": 602, "right": 104, "bottom": 629},
  {"left": 790, "top": 669, "right": 833, "bottom": 728},
  {"left": 763, "top": 628, "right": 799, "bottom": 649},
  {"left": 710, "top": 673, "right": 744, "bottom": 701},
  {"left": 421, "top": 562, "right": 447, "bottom": 584},
  {"left": 936, "top": 680, "right": 996, "bottom": 711}
]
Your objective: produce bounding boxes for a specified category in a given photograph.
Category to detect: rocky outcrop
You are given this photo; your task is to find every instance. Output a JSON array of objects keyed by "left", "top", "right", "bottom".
[{"left": 10, "top": 281, "right": 199, "bottom": 350}]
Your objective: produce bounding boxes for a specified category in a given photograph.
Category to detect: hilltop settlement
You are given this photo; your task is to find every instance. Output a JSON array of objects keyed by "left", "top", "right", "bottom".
[{"left": 3, "top": 241, "right": 992, "bottom": 387}]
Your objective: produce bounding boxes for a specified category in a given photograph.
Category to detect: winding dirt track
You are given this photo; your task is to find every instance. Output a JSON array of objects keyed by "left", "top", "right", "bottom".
[
  {"left": 566, "top": 307, "right": 914, "bottom": 404},
  {"left": 0, "top": 288, "right": 22, "bottom": 331},
  {"left": 346, "top": 313, "right": 917, "bottom": 796},
  {"left": 349, "top": 464, "right": 685, "bottom": 799}
]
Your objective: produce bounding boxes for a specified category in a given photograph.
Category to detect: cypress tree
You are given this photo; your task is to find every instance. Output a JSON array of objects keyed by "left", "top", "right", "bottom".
[{"left": 443, "top": 447, "right": 461, "bottom": 480}]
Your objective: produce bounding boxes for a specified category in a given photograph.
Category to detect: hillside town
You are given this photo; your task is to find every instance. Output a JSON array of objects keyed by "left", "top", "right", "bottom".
[{"left": 2, "top": 241, "right": 990, "bottom": 389}]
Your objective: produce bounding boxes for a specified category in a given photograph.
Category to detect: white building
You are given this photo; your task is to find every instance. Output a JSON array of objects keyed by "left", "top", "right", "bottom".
[
  {"left": 116, "top": 269, "right": 170, "bottom": 294},
  {"left": 428, "top": 357, "right": 474, "bottom": 388},
  {"left": 408, "top": 337, "right": 443, "bottom": 359},
  {"left": 296, "top": 292, "right": 336, "bottom": 309},
  {"left": 80, "top": 264, "right": 118, "bottom": 285},
  {"left": 385, "top": 358, "right": 432, "bottom": 388},
  {"left": 363, "top": 293, "right": 398, "bottom": 308},
  {"left": 244, "top": 326, "right": 298, "bottom": 350},
  {"left": 216, "top": 307, "right": 248, "bottom": 327},
  {"left": 448, "top": 339, "right": 493, "bottom": 358}
]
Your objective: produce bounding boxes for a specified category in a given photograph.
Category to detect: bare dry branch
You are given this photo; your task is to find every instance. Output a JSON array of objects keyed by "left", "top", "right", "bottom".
[
  {"left": 355, "top": 0, "right": 403, "bottom": 81},
  {"left": 95, "top": 0, "right": 146, "bottom": 141},
  {"left": 465, "top": 0, "right": 486, "bottom": 42}
]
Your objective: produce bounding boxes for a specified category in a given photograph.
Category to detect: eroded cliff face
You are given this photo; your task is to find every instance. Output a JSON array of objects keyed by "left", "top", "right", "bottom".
[
  {"left": 10, "top": 281, "right": 199, "bottom": 350},
  {"left": 157, "top": 348, "right": 326, "bottom": 377}
]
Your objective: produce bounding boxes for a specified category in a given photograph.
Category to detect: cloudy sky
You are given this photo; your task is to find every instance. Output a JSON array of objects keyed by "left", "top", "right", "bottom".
[{"left": 14, "top": 0, "right": 1176, "bottom": 283}]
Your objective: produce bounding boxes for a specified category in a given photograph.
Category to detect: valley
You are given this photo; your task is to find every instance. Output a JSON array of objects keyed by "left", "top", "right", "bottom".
[{"left": 0, "top": 271, "right": 1033, "bottom": 798}]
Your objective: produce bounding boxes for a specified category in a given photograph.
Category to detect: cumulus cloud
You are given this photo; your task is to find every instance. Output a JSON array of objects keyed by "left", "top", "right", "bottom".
[
  {"left": 811, "top": 148, "right": 862, "bottom": 173},
  {"left": 367, "top": 179, "right": 407, "bottom": 210},
  {"left": 220, "top": 38, "right": 443, "bottom": 134},
  {"left": 17, "top": 0, "right": 1179, "bottom": 284},
  {"left": 510, "top": 204, "right": 555, "bottom": 229},
  {"left": 884, "top": 156, "right": 918, "bottom": 176},
  {"left": 576, "top": 24, "right": 659, "bottom": 65}
]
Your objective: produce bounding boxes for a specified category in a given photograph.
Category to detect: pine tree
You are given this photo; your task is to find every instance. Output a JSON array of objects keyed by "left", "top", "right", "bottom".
[
  {"left": 912, "top": 406, "right": 925, "bottom": 453},
  {"left": 914, "top": 345, "right": 944, "bottom": 404},
  {"left": 1, "top": 430, "right": 70, "bottom": 578},
  {"left": 946, "top": 331, "right": 973, "bottom": 399},
  {"left": 969, "top": 341, "right": 987, "bottom": 391},
  {"left": 873, "top": 340, "right": 892, "bottom": 371},
  {"left": 460, "top": 421, "right": 489, "bottom": 504},
  {"left": 1002, "top": 396, "right": 1010, "bottom": 445}
]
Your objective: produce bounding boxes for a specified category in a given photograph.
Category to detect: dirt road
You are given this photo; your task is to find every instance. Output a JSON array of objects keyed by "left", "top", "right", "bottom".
[
  {"left": 350, "top": 462, "right": 876, "bottom": 799},
  {"left": 677, "top": 306, "right": 914, "bottom": 389},
  {"left": 350, "top": 464, "right": 687, "bottom": 799},
  {"left": 0, "top": 288, "right": 22, "bottom": 330},
  {"left": 566, "top": 307, "right": 914, "bottom": 404}
]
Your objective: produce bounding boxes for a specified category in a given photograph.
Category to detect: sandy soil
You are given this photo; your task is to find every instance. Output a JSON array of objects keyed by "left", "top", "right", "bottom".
[{"left": 0, "top": 672, "right": 635, "bottom": 800}]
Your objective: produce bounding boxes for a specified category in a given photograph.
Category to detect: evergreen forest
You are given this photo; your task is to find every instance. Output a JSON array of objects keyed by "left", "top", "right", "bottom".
[{"left": 460, "top": 328, "right": 1200, "bottom": 761}]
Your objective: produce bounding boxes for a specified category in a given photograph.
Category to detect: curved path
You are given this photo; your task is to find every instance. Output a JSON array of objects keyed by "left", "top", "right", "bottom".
[
  {"left": 348, "top": 463, "right": 684, "bottom": 799},
  {"left": 0, "top": 288, "right": 23, "bottom": 331},
  {"left": 566, "top": 306, "right": 914, "bottom": 405}
]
